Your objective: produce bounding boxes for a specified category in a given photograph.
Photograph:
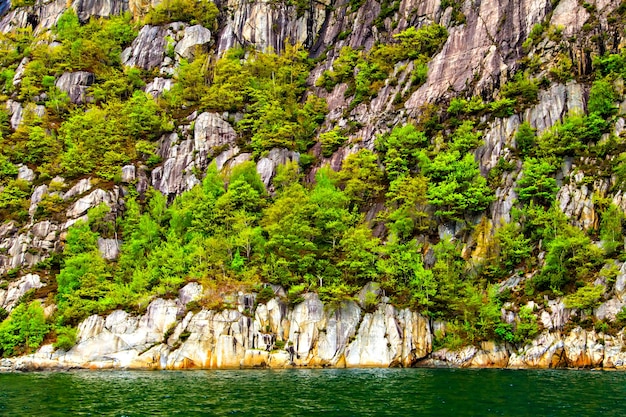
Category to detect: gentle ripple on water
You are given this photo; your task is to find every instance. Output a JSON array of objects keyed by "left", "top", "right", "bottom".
[{"left": 1, "top": 368, "right": 626, "bottom": 416}]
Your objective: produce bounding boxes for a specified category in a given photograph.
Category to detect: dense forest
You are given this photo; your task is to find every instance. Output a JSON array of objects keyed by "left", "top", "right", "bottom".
[{"left": 0, "top": 0, "right": 625, "bottom": 363}]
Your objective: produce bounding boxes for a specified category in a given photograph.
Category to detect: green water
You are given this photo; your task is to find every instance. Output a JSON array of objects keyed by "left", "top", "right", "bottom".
[{"left": 0, "top": 368, "right": 625, "bottom": 416}]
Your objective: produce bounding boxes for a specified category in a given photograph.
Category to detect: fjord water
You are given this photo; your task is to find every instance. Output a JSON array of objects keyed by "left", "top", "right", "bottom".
[{"left": 1, "top": 368, "right": 625, "bottom": 416}]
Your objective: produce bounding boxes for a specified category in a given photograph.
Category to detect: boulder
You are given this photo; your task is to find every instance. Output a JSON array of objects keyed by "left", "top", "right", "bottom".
[
  {"left": 256, "top": 148, "right": 299, "bottom": 187},
  {"left": 0, "top": 274, "right": 45, "bottom": 311},
  {"left": 174, "top": 24, "right": 211, "bottom": 60},
  {"left": 66, "top": 188, "right": 113, "bottom": 218},
  {"left": 178, "top": 282, "right": 203, "bottom": 307},
  {"left": 121, "top": 165, "right": 136, "bottom": 183},
  {"left": 55, "top": 71, "right": 95, "bottom": 104},
  {"left": 194, "top": 112, "right": 237, "bottom": 152},
  {"left": 17, "top": 165, "right": 35, "bottom": 182},
  {"left": 122, "top": 25, "right": 168, "bottom": 70},
  {"left": 97, "top": 238, "right": 120, "bottom": 260},
  {"left": 145, "top": 77, "right": 173, "bottom": 98},
  {"left": 29, "top": 184, "right": 48, "bottom": 216},
  {"left": 63, "top": 178, "right": 92, "bottom": 200}
]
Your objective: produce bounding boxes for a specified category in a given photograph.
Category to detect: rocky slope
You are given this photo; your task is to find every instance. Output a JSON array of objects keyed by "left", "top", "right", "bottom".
[
  {"left": 3, "top": 278, "right": 626, "bottom": 371},
  {"left": 1, "top": 0, "right": 626, "bottom": 369}
]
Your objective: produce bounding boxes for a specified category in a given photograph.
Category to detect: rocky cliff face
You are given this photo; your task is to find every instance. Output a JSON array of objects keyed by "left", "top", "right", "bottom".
[
  {"left": 1, "top": 0, "right": 626, "bottom": 369},
  {"left": 1, "top": 283, "right": 432, "bottom": 370},
  {"left": 4, "top": 280, "right": 626, "bottom": 370}
]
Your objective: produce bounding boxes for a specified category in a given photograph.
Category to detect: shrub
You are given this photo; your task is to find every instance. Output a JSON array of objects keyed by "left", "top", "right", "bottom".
[
  {"left": 564, "top": 284, "right": 605, "bottom": 312},
  {"left": 143, "top": 0, "right": 219, "bottom": 29},
  {"left": 489, "top": 98, "right": 516, "bottom": 118},
  {"left": 516, "top": 158, "right": 558, "bottom": 206},
  {"left": 513, "top": 306, "right": 539, "bottom": 345},
  {"left": 53, "top": 326, "right": 77, "bottom": 351},
  {"left": 319, "top": 128, "right": 348, "bottom": 157},
  {"left": 0, "top": 301, "right": 50, "bottom": 357},
  {"left": 501, "top": 72, "right": 539, "bottom": 107},
  {"left": 256, "top": 286, "right": 275, "bottom": 305},
  {"left": 588, "top": 78, "right": 617, "bottom": 118},
  {"left": 515, "top": 122, "right": 536, "bottom": 157}
]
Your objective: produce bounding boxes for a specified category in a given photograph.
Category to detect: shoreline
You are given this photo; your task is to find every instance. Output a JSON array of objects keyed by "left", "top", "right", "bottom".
[{"left": 0, "top": 363, "right": 615, "bottom": 373}]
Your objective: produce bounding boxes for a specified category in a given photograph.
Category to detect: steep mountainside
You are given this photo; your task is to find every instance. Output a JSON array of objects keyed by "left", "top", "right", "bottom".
[{"left": 0, "top": 0, "right": 626, "bottom": 369}]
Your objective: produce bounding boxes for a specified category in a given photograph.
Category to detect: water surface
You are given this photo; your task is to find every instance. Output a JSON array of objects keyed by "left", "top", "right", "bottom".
[{"left": 1, "top": 368, "right": 625, "bottom": 416}]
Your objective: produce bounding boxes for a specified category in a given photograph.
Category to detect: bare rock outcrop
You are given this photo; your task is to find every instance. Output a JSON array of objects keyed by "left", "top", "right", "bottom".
[
  {"left": 71, "top": 0, "right": 128, "bottom": 23},
  {"left": 174, "top": 24, "right": 211, "bottom": 60},
  {"left": 122, "top": 25, "right": 169, "bottom": 70},
  {"left": 218, "top": 0, "right": 328, "bottom": 54},
  {"left": 0, "top": 221, "right": 60, "bottom": 276},
  {"left": 0, "top": 274, "right": 45, "bottom": 312},
  {"left": 55, "top": 71, "right": 95, "bottom": 104},
  {"left": 152, "top": 113, "right": 237, "bottom": 196},
  {"left": 11, "top": 284, "right": 433, "bottom": 370},
  {"left": 66, "top": 187, "right": 120, "bottom": 219},
  {"left": 256, "top": 148, "right": 299, "bottom": 187}
]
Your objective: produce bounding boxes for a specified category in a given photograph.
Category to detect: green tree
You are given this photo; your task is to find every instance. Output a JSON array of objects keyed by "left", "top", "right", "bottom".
[
  {"left": 376, "top": 123, "right": 428, "bottom": 181},
  {"left": 426, "top": 153, "right": 493, "bottom": 221},
  {"left": 384, "top": 175, "right": 430, "bottom": 239},
  {"left": 310, "top": 167, "right": 355, "bottom": 250},
  {"left": 338, "top": 149, "right": 384, "bottom": 208},
  {"left": 449, "top": 121, "right": 482, "bottom": 154},
  {"left": 588, "top": 78, "right": 617, "bottom": 118},
  {"left": 0, "top": 301, "right": 49, "bottom": 357},
  {"left": 262, "top": 183, "right": 319, "bottom": 283},
  {"left": 337, "top": 224, "right": 381, "bottom": 286},
  {"left": 516, "top": 158, "right": 558, "bottom": 206},
  {"left": 600, "top": 204, "right": 624, "bottom": 256},
  {"left": 515, "top": 122, "right": 536, "bottom": 157}
]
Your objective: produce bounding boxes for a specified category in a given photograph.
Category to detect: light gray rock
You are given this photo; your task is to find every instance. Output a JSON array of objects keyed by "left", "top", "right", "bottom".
[
  {"left": 6, "top": 99, "right": 22, "bottom": 130},
  {"left": 63, "top": 178, "right": 92, "bottom": 200},
  {"left": 508, "top": 331, "right": 565, "bottom": 368},
  {"left": 17, "top": 165, "right": 35, "bottom": 182},
  {"left": 29, "top": 185, "right": 48, "bottom": 217},
  {"left": 344, "top": 304, "right": 407, "bottom": 367},
  {"left": 122, "top": 25, "right": 168, "bottom": 70},
  {"left": 178, "top": 282, "right": 203, "bottom": 307},
  {"left": 595, "top": 297, "right": 625, "bottom": 321},
  {"left": 256, "top": 148, "right": 299, "bottom": 187},
  {"left": 145, "top": 77, "right": 173, "bottom": 98},
  {"left": 121, "top": 165, "right": 136, "bottom": 183},
  {"left": 218, "top": 0, "right": 326, "bottom": 53},
  {"left": 71, "top": 0, "right": 128, "bottom": 22},
  {"left": 557, "top": 180, "right": 597, "bottom": 230},
  {"left": 429, "top": 346, "right": 478, "bottom": 367},
  {"left": 316, "top": 300, "right": 361, "bottom": 364},
  {"left": 194, "top": 112, "right": 237, "bottom": 152},
  {"left": 540, "top": 298, "right": 571, "bottom": 331},
  {"left": 214, "top": 146, "right": 241, "bottom": 171},
  {"left": 0, "top": 218, "right": 59, "bottom": 276},
  {"left": 97, "top": 238, "right": 120, "bottom": 260},
  {"left": 225, "top": 153, "right": 252, "bottom": 171},
  {"left": 0, "top": 274, "right": 44, "bottom": 312},
  {"left": 55, "top": 71, "right": 95, "bottom": 104},
  {"left": 153, "top": 114, "right": 237, "bottom": 196},
  {"left": 11, "top": 57, "right": 28, "bottom": 87},
  {"left": 66, "top": 188, "right": 117, "bottom": 218},
  {"left": 0, "top": 0, "right": 66, "bottom": 35},
  {"left": 287, "top": 292, "right": 324, "bottom": 362},
  {"left": 550, "top": 0, "right": 589, "bottom": 37},
  {"left": 174, "top": 24, "right": 211, "bottom": 60}
]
